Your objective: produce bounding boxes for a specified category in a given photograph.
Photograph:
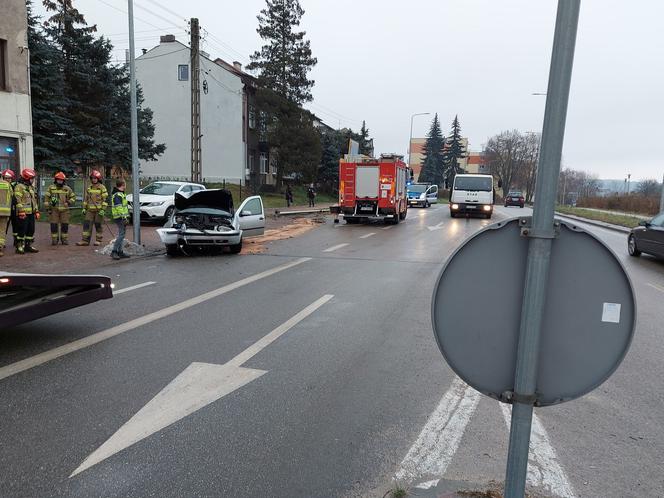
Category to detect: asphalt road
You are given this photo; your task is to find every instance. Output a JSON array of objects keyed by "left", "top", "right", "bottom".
[{"left": 1, "top": 204, "right": 663, "bottom": 498}]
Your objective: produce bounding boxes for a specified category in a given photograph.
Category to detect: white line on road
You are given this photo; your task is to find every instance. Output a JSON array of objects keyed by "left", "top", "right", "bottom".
[
  {"left": 499, "top": 404, "right": 576, "bottom": 498},
  {"left": 382, "top": 225, "right": 394, "bottom": 230},
  {"left": 113, "top": 281, "right": 156, "bottom": 295},
  {"left": 647, "top": 282, "right": 664, "bottom": 294},
  {"left": 395, "top": 377, "right": 480, "bottom": 482},
  {"left": 359, "top": 232, "right": 376, "bottom": 239},
  {"left": 323, "top": 243, "right": 349, "bottom": 252},
  {"left": 0, "top": 258, "right": 312, "bottom": 382},
  {"left": 70, "top": 294, "right": 334, "bottom": 477}
]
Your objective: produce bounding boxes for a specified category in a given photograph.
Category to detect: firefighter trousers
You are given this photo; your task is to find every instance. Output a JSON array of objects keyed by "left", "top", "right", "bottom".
[
  {"left": 16, "top": 214, "right": 36, "bottom": 247},
  {"left": 82, "top": 210, "right": 104, "bottom": 243},
  {"left": 49, "top": 209, "right": 71, "bottom": 242},
  {"left": 0, "top": 216, "right": 8, "bottom": 248}
]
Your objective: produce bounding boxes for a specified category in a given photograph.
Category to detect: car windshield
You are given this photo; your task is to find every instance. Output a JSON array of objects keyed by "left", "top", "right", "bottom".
[
  {"left": 141, "top": 183, "right": 180, "bottom": 195},
  {"left": 407, "top": 185, "right": 428, "bottom": 193},
  {"left": 454, "top": 177, "right": 493, "bottom": 192},
  {"left": 508, "top": 192, "right": 522, "bottom": 196}
]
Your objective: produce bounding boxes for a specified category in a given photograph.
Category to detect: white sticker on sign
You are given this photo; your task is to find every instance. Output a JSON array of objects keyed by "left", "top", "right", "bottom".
[{"left": 602, "top": 303, "right": 621, "bottom": 324}]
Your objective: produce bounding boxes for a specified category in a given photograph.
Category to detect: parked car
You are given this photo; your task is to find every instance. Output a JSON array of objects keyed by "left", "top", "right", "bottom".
[
  {"left": 407, "top": 183, "right": 438, "bottom": 207},
  {"left": 127, "top": 181, "right": 206, "bottom": 221},
  {"left": 504, "top": 190, "right": 525, "bottom": 208},
  {"left": 628, "top": 212, "right": 664, "bottom": 259},
  {"left": 157, "top": 189, "right": 265, "bottom": 256}
]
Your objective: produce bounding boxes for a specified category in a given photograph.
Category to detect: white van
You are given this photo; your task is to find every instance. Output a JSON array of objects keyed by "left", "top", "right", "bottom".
[{"left": 449, "top": 174, "right": 494, "bottom": 219}]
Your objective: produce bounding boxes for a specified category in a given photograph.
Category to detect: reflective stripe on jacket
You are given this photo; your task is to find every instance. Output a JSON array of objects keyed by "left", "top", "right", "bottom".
[
  {"left": 111, "top": 191, "right": 129, "bottom": 219},
  {"left": 83, "top": 184, "right": 108, "bottom": 211},
  {"left": 45, "top": 183, "right": 76, "bottom": 211},
  {"left": 0, "top": 180, "right": 12, "bottom": 216}
]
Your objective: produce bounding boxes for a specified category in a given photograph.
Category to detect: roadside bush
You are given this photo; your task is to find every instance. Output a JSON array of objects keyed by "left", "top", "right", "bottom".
[{"left": 576, "top": 194, "right": 660, "bottom": 215}]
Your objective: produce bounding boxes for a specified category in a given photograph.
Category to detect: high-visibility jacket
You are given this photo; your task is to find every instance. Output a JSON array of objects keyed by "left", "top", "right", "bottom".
[
  {"left": 111, "top": 191, "right": 129, "bottom": 220},
  {"left": 0, "top": 179, "right": 12, "bottom": 217},
  {"left": 45, "top": 183, "right": 76, "bottom": 211},
  {"left": 14, "top": 181, "right": 39, "bottom": 216},
  {"left": 82, "top": 183, "right": 108, "bottom": 211}
]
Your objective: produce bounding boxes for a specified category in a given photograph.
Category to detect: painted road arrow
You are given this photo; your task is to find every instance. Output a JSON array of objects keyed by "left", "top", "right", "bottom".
[
  {"left": 71, "top": 294, "right": 334, "bottom": 477},
  {"left": 427, "top": 222, "right": 445, "bottom": 231}
]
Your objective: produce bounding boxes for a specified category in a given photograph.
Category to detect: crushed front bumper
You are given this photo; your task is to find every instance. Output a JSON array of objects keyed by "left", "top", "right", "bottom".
[{"left": 156, "top": 228, "right": 242, "bottom": 246}]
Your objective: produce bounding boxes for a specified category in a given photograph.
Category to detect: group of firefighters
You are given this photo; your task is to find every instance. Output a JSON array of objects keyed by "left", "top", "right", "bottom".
[{"left": 0, "top": 169, "right": 131, "bottom": 260}]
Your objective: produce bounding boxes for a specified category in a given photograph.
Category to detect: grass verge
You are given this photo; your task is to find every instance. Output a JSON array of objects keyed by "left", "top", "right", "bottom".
[{"left": 555, "top": 205, "right": 642, "bottom": 229}]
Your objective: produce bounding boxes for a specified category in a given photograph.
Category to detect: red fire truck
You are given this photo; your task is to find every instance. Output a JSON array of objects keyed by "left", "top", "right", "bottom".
[{"left": 333, "top": 154, "right": 409, "bottom": 224}]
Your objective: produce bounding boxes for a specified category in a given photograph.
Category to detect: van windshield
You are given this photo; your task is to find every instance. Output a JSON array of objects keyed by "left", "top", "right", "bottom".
[
  {"left": 454, "top": 176, "right": 493, "bottom": 192},
  {"left": 407, "top": 184, "right": 428, "bottom": 193}
]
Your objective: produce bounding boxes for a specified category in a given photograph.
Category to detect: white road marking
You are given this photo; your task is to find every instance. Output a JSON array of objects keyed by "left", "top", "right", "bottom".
[
  {"left": 395, "top": 377, "right": 480, "bottom": 481},
  {"left": 323, "top": 243, "right": 349, "bottom": 252},
  {"left": 70, "top": 294, "right": 334, "bottom": 477},
  {"left": 414, "top": 479, "right": 440, "bottom": 489},
  {"left": 427, "top": 222, "right": 445, "bottom": 231},
  {"left": 647, "top": 282, "right": 664, "bottom": 294},
  {"left": 382, "top": 225, "right": 394, "bottom": 230},
  {"left": 359, "top": 232, "right": 376, "bottom": 239},
  {"left": 499, "top": 404, "right": 576, "bottom": 498},
  {"left": 0, "top": 258, "right": 311, "bottom": 381},
  {"left": 113, "top": 281, "right": 156, "bottom": 295}
]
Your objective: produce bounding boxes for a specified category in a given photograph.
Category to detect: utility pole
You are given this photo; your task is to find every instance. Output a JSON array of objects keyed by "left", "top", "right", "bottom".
[
  {"left": 127, "top": 0, "right": 141, "bottom": 244},
  {"left": 190, "top": 18, "right": 202, "bottom": 183},
  {"left": 503, "top": 1, "right": 580, "bottom": 497},
  {"left": 626, "top": 173, "right": 631, "bottom": 195}
]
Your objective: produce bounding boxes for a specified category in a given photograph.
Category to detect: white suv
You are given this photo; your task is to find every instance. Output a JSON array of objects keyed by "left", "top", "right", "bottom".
[{"left": 127, "top": 181, "right": 206, "bottom": 220}]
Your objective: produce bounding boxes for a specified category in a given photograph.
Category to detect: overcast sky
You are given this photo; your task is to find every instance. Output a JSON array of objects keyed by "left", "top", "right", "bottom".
[{"left": 35, "top": 0, "right": 663, "bottom": 181}]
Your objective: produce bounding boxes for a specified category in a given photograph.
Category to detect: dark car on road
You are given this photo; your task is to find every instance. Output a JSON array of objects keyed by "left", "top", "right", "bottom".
[
  {"left": 504, "top": 190, "right": 525, "bottom": 208},
  {"left": 628, "top": 212, "right": 664, "bottom": 259}
]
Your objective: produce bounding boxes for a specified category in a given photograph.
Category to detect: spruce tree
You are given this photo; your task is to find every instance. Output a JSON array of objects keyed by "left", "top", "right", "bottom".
[
  {"left": 418, "top": 114, "right": 445, "bottom": 185},
  {"left": 358, "top": 120, "right": 372, "bottom": 156},
  {"left": 27, "top": 0, "right": 72, "bottom": 170},
  {"left": 247, "top": 0, "right": 317, "bottom": 105},
  {"left": 443, "top": 115, "right": 467, "bottom": 185},
  {"left": 247, "top": 0, "right": 318, "bottom": 187}
]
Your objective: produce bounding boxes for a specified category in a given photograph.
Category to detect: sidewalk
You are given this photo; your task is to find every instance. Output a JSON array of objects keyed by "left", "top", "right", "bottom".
[
  {"left": 578, "top": 207, "right": 651, "bottom": 220},
  {"left": 1, "top": 204, "right": 330, "bottom": 274}
]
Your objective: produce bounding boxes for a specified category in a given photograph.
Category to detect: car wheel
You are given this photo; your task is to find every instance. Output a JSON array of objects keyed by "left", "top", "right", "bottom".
[
  {"left": 450, "top": 212, "right": 456, "bottom": 218},
  {"left": 346, "top": 217, "right": 358, "bottom": 224},
  {"left": 425, "top": 201, "right": 430, "bottom": 208},
  {"left": 164, "top": 206, "right": 174, "bottom": 221},
  {"left": 628, "top": 235, "right": 641, "bottom": 257},
  {"left": 229, "top": 238, "right": 243, "bottom": 254},
  {"left": 485, "top": 213, "right": 492, "bottom": 219},
  {"left": 399, "top": 207, "right": 407, "bottom": 220},
  {"left": 520, "top": 204, "right": 524, "bottom": 208},
  {"left": 165, "top": 244, "right": 179, "bottom": 257}
]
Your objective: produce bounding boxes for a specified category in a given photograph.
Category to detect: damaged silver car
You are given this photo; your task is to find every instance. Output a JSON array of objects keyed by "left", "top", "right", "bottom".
[{"left": 156, "top": 189, "right": 265, "bottom": 256}]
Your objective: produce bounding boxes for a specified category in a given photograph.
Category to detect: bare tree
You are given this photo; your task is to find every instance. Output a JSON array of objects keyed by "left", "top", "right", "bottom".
[
  {"left": 636, "top": 179, "right": 662, "bottom": 198},
  {"left": 521, "top": 132, "right": 540, "bottom": 203},
  {"left": 483, "top": 130, "right": 519, "bottom": 197}
]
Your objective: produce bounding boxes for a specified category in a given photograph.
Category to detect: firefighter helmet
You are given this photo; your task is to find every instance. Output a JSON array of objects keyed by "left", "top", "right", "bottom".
[
  {"left": 90, "top": 170, "right": 102, "bottom": 180},
  {"left": 54, "top": 171, "right": 67, "bottom": 181},
  {"left": 20, "top": 169, "right": 37, "bottom": 181},
  {"left": 1, "top": 169, "right": 15, "bottom": 180}
]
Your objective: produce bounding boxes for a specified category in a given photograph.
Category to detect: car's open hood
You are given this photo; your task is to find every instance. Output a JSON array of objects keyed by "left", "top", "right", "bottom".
[{"left": 175, "top": 189, "right": 234, "bottom": 213}]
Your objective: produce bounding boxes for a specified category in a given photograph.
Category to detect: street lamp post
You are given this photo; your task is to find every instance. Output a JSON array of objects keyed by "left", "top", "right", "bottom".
[
  {"left": 127, "top": 0, "right": 141, "bottom": 244},
  {"left": 408, "top": 112, "right": 431, "bottom": 175}
]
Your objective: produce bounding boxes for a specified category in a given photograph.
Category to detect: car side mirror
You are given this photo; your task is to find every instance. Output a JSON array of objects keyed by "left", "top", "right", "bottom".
[{"left": 639, "top": 220, "right": 650, "bottom": 227}]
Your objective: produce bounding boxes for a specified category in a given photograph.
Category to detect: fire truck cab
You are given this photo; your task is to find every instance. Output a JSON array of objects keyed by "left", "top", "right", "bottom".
[{"left": 335, "top": 154, "right": 409, "bottom": 224}]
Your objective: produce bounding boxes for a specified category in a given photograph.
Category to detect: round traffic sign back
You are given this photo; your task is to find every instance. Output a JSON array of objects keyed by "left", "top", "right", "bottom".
[{"left": 431, "top": 217, "right": 636, "bottom": 406}]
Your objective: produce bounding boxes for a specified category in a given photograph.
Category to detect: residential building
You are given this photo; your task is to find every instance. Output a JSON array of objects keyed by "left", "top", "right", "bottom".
[
  {"left": 0, "top": 0, "right": 34, "bottom": 174},
  {"left": 136, "top": 36, "right": 246, "bottom": 183},
  {"left": 408, "top": 136, "right": 469, "bottom": 180},
  {"left": 465, "top": 151, "right": 491, "bottom": 174}
]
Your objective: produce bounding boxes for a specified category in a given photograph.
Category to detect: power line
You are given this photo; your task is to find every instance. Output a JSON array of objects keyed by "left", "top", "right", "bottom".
[
  {"left": 140, "top": 0, "right": 187, "bottom": 23},
  {"left": 96, "top": 0, "right": 167, "bottom": 31}
]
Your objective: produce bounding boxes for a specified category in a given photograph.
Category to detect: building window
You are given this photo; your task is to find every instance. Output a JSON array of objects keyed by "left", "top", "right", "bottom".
[
  {"left": 0, "top": 39, "right": 7, "bottom": 91},
  {"left": 259, "top": 153, "right": 268, "bottom": 174},
  {"left": 248, "top": 106, "right": 256, "bottom": 130},
  {"left": 249, "top": 153, "right": 255, "bottom": 173},
  {"left": 178, "top": 64, "right": 189, "bottom": 81},
  {"left": 0, "top": 137, "right": 19, "bottom": 172}
]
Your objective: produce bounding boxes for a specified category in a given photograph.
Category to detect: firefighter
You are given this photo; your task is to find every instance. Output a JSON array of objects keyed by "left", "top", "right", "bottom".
[
  {"left": 110, "top": 179, "right": 130, "bottom": 260},
  {"left": 76, "top": 170, "right": 108, "bottom": 246},
  {"left": 0, "top": 169, "right": 15, "bottom": 257},
  {"left": 45, "top": 171, "right": 76, "bottom": 245},
  {"left": 14, "top": 168, "right": 40, "bottom": 254}
]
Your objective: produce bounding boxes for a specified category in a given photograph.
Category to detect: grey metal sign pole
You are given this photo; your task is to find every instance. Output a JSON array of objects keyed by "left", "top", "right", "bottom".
[
  {"left": 128, "top": 0, "right": 141, "bottom": 244},
  {"left": 504, "top": 2, "right": 580, "bottom": 497}
]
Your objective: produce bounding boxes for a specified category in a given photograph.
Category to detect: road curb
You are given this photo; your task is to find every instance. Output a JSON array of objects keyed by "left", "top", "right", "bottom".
[{"left": 554, "top": 211, "right": 632, "bottom": 234}]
